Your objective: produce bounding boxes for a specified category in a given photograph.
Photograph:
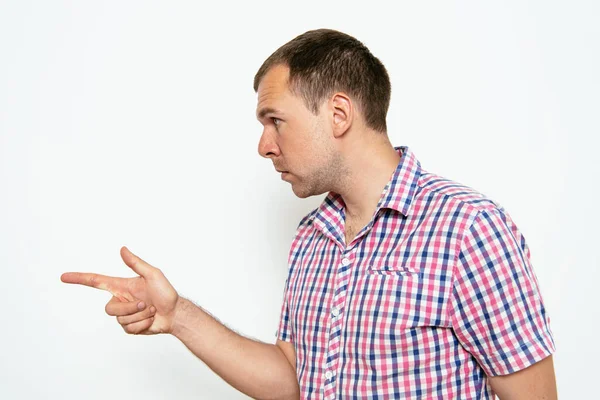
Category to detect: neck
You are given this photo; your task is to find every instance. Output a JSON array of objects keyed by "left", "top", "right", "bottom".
[{"left": 331, "top": 134, "right": 401, "bottom": 221}]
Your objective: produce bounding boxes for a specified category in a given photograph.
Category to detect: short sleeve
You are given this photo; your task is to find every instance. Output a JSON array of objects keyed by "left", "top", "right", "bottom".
[
  {"left": 449, "top": 208, "right": 556, "bottom": 376},
  {"left": 276, "top": 276, "right": 293, "bottom": 342}
]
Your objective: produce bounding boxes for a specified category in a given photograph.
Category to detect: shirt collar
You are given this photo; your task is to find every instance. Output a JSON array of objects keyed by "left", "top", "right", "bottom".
[
  {"left": 310, "top": 145, "right": 421, "bottom": 226},
  {"left": 376, "top": 145, "right": 421, "bottom": 216}
]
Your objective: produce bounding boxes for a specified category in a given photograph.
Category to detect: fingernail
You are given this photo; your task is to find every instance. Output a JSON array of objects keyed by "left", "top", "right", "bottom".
[
  {"left": 150, "top": 306, "right": 155, "bottom": 313},
  {"left": 138, "top": 301, "right": 145, "bottom": 310}
]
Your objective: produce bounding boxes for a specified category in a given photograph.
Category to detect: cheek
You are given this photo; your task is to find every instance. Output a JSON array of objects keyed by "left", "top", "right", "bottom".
[{"left": 281, "top": 128, "right": 307, "bottom": 153}]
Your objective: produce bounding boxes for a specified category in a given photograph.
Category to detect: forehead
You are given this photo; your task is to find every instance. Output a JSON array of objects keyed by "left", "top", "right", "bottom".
[{"left": 256, "top": 64, "right": 291, "bottom": 114}]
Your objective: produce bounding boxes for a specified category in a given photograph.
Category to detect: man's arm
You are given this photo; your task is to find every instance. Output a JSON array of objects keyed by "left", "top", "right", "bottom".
[
  {"left": 448, "top": 210, "right": 557, "bottom": 397},
  {"left": 488, "top": 355, "right": 557, "bottom": 400},
  {"left": 61, "top": 246, "right": 299, "bottom": 400},
  {"left": 172, "top": 297, "right": 299, "bottom": 400}
]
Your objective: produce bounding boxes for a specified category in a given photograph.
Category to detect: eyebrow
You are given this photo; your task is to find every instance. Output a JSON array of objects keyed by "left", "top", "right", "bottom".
[{"left": 256, "top": 107, "right": 282, "bottom": 120}]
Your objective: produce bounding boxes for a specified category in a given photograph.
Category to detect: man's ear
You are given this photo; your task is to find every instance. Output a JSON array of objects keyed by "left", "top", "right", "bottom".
[{"left": 331, "top": 93, "right": 353, "bottom": 138}]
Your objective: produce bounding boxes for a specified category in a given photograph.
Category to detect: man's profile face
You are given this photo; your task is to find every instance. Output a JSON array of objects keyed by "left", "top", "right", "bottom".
[{"left": 255, "top": 64, "right": 340, "bottom": 198}]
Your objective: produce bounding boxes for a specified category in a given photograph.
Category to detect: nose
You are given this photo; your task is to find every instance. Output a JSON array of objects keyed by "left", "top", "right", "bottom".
[{"left": 258, "top": 127, "right": 281, "bottom": 159}]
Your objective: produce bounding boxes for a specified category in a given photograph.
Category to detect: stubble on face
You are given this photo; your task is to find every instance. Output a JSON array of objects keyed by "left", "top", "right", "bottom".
[{"left": 292, "top": 114, "right": 350, "bottom": 199}]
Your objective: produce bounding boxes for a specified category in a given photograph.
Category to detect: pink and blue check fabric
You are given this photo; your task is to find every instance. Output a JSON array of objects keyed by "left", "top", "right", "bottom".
[{"left": 277, "top": 146, "right": 555, "bottom": 399}]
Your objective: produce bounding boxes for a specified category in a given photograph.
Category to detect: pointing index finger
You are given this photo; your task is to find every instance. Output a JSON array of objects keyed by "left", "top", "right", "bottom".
[{"left": 60, "top": 272, "right": 115, "bottom": 291}]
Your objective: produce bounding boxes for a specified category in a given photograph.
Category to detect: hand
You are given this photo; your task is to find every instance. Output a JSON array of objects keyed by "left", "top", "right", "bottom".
[{"left": 61, "top": 246, "right": 180, "bottom": 335}]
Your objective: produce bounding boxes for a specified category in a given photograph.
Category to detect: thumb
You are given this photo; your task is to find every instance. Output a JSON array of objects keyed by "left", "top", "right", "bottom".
[{"left": 120, "top": 246, "right": 154, "bottom": 277}]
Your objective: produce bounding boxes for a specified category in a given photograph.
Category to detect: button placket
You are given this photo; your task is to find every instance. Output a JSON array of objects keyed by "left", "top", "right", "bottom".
[{"left": 323, "top": 253, "right": 353, "bottom": 399}]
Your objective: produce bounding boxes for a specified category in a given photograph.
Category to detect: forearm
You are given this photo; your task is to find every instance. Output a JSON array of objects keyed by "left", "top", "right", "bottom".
[{"left": 171, "top": 297, "right": 299, "bottom": 400}]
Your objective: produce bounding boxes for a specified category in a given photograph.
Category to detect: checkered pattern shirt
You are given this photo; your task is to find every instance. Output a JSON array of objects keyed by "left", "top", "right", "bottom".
[{"left": 276, "top": 146, "right": 555, "bottom": 399}]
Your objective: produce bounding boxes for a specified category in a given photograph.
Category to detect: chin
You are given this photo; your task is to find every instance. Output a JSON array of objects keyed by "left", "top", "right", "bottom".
[
  {"left": 291, "top": 183, "right": 327, "bottom": 199},
  {"left": 291, "top": 186, "right": 312, "bottom": 199}
]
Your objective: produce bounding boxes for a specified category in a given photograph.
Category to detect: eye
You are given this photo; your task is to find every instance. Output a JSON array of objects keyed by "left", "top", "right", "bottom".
[{"left": 272, "top": 118, "right": 281, "bottom": 127}]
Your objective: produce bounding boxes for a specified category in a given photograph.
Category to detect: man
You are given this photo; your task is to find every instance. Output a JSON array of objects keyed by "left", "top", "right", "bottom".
[{"left": 61, "top": 29, "right": 557, "bottom": 399}]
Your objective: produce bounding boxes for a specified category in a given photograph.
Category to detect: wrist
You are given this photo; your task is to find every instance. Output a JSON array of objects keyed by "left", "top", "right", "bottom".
[{"left": 170, "top": 296, "right": 189, "bottom": 337}]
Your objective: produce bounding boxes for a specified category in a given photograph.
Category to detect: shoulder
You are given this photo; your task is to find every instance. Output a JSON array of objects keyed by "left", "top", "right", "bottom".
[
  {"left": 414, "top": 170, "right": 526, "bottom": 249},
  {"left": 285, "top": 208, "right": 319, "bottom": 260},
  {"left": 418, "top": 172, "right": 530, "bottom": 260},
  {"left": 417, "top": 170, "right": 506, "bottom": 218},
  {"left": 294, "top": 208, "right": 318, "bottom": 238}
]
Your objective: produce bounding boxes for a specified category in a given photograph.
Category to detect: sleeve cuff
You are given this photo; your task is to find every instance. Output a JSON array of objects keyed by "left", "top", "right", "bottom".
[{"left": 480, "top": 335, "right": 556, "bottom": 377}]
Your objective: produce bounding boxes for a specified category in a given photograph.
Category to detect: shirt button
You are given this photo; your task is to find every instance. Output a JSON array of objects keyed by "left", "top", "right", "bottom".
[
  {"left": 332, "top": 307, "right": 340, "bottom": 317},
  {"left": 325, "top": 371, "right": 333, "bottom": 380},
  {"left": 341, "top": 258, "right": 351, "bottom": 266}
]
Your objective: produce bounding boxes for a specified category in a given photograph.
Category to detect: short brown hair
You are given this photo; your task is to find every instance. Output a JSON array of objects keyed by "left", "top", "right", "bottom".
[{"left": 253, "top": 29, "right": 391, "bottom": 133}]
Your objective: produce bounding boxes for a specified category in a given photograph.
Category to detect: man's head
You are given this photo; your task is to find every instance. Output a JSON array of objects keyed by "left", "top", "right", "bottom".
[{"left": 254, "top": 29, "right": 391, "bottom": 198}]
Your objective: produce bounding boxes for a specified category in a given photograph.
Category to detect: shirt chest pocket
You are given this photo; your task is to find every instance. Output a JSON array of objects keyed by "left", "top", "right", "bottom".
[{"left": 344, "top": 256, "right": 451, "bottom": 355}]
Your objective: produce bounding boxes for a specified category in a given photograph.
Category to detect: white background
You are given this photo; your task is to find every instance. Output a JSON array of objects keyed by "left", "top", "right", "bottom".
[{"left": 1, "top": 1, "right": 598, "bottom": 398}]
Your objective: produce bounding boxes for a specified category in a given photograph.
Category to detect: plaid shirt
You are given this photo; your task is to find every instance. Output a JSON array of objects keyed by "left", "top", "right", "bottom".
[{"left": 276, "top": 146, "right": 555, "bottom": 399}]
